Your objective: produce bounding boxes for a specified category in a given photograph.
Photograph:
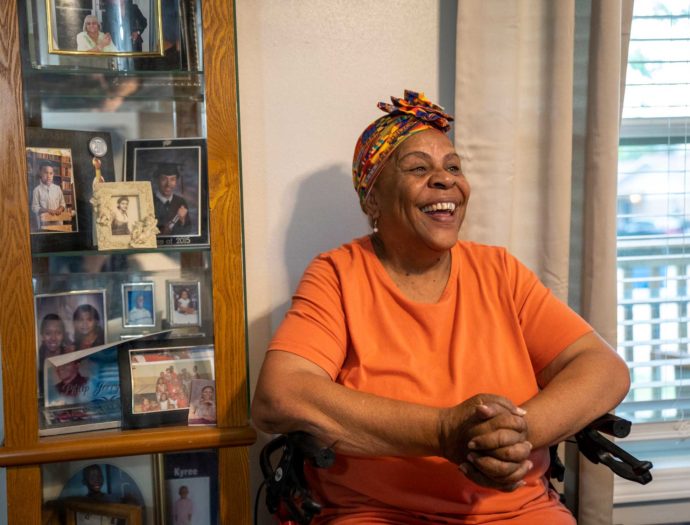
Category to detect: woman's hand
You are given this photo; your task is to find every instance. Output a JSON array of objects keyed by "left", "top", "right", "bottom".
[{"left": 438, "top": 394, "right": 532, "bottom": 491}]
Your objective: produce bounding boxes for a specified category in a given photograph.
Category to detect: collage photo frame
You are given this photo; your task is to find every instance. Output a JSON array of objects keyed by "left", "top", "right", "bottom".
[{"left": 119, "top": 343, "right": 215, "bottom": 430}]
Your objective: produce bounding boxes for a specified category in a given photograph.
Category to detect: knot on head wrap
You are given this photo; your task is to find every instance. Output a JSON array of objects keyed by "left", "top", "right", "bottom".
[{"left": 352, "top": 90, "right": 454, "bottom": 205}]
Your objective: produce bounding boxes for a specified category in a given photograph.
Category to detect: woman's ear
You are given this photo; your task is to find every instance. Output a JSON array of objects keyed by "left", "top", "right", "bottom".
[{"left": 362, "top": 189, "right": 380, "bottom": 221}]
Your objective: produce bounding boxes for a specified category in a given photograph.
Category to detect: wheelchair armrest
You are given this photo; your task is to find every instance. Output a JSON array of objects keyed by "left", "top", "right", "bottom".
[
  {"left": 575, "top": 415, "right": 653, "bottom": 485},
  {"left": 260, "top": 432, "right": 335, "bottom": 525}
]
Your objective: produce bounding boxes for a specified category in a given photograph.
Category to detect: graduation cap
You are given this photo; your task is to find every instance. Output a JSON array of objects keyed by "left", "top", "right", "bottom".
[{"left": 153, "top": 162, "right": 183, "bottom": 179}]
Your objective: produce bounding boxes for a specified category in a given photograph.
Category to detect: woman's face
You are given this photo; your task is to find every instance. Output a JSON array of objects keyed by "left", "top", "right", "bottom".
[
  {"left": 41, "top": 320, "right": 65, "bottom": 355},
  {"left": 368, "top": 129, "right": 470, "bottom": 255},
  {"left": 85, "top": 19, "right": 100, "bottom": 34},
  {"left": 56, "top": 360, "right": 79, "bottom": 383},
  {"left": 201, "top": 386, "right": 214, "bottom": 401},
  {"left": 74, "top": 310, "right": 97, "bottom": 336}
]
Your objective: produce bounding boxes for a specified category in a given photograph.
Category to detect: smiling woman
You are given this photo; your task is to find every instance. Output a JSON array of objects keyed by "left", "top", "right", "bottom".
[{"left": 251, "top": 90, "right": 630, "bottom": 524}]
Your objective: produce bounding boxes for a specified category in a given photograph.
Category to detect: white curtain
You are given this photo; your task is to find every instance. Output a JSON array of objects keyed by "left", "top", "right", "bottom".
[{"left": 455, "top": 1, "right": 633, "bottom": 523}]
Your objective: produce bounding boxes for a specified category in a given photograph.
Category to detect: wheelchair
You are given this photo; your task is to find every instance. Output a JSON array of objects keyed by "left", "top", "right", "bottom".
[{"left": 258, "top": 414, "right": 653, "bottom": 525}]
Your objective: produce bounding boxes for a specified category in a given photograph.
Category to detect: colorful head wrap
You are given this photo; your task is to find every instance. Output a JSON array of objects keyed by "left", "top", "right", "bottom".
[{"left": 352, "top": 90, "right": 454, "bottom": 204}]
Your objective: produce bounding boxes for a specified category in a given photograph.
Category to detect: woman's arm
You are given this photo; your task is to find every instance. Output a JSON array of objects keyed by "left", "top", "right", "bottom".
[
  {"left": 252, "top": 350, "right": 532, "bottom": 489},
  {"left": 525, "top": 331, "right": 630, "bottom": 448},
  {"left": 465, "top": 331, "right": 630, "bottom": 464}
]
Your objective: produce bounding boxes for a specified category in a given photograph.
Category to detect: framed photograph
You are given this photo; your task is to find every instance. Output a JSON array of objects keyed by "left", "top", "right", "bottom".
[
  {"left": 187, "top": 379, "right": 216, "bottom": 426},
  {"left": 119, "top": 344, "right": 215, "bottom": 429},
  {"left": 91, "top": 181, "right": 158, "bottom": 250},
  {"left": 42, "top": 456, "right": 156, "bottom": 524},
  {"left": 26, "top": 127, "right": 115, "bottom": 253},
  {"left": 34, "top": 290, "right": 121, "bottom": 435},
  {"left": 125, "top": 138, "right": 208, "bottom": 247},
  {"left": 61, "top": 498, "right": 143, "bottom": 525},
  {"left": 156, "top": 450, "right": 219, "bottom": 525},
  {"left": 167, "top": 281, "right": 201, "bottom": 328},
  {"left": 45, "top": 0, "right": 163, "bottom": 58},
  {"left": 122, "top": 282, "right": 156, "bottom": 328}
]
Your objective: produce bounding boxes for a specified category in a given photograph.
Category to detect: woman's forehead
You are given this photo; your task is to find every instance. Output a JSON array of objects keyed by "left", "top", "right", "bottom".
[{"left": 393, "top": 130, "right": 458, "bottom": 161}]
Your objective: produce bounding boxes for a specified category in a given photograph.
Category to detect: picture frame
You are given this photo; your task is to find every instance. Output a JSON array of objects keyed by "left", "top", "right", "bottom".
[
  {"left": 91, "top": 181, "right": 158, "bottom": 250},
  {"left": 45, "top": 0, "right": 164, "bottom": 58},
  {"left": 26, "top": 127, "right": 115, "bottom": 253},
  {"left": 19, "top": 0, "right": 201, "bottom": 72},
  {"left": 124, "top": 138, "right": 208, "bottom": 247},
  {"left": 122, "top": 282, "right": 156, "bottom": 328},
  {"left": 167, "top": 280, "right": 201, "bottom": 328},
  {"left": 42, "top": 455, "right": 156, "bottom": 524},
  {"left": 119, "top": 343, "right": 215, "bottom": 429},
  {"left": 187, "top": 379, "right": 216, "bottom": 426},
  {"left": 34, "top": 289, "right": 121, "bottom": 436},
  {"left": 61, "top": 498, "right": 143, "bottom": 525},
  {"left": 156, "top": 450, "right": 219, "bottom": 525}
]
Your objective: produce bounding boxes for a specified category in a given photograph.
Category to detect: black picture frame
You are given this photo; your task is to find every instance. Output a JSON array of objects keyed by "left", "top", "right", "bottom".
[
  {"left": 158, "top": 450, "right": 219, "bottom": 525},
  {"left": 26, "top": 127, "right": 115, "bottom": 254},
  {"left": 119, "top": 342, "right": 215, "bottom": 429},
  {"left": 124, "top": 138, "right": 208, "bottom": 247}
]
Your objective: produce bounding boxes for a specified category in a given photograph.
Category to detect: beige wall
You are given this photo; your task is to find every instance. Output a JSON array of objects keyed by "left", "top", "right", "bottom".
[{"left": 235, "top": 0, "right": 455, "bottom": 520}]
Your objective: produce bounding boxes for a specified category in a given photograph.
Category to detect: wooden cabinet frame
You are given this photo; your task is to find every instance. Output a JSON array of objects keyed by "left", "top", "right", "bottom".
[{"left": 0, "top": 2, "right": 254, "bottom": 523}]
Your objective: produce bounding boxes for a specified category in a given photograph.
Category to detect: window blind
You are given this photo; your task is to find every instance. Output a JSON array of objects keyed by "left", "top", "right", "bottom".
[{"left": 617, "top": 1, "right": 690, "bottom": 424}]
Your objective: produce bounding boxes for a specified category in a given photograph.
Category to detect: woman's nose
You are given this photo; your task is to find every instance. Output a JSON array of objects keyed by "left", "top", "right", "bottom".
[{"left": 429, "top": 169, "right": 455, "bottom": 189}]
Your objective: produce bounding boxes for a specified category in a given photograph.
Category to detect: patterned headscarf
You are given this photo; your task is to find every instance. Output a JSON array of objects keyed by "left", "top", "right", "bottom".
[{"left": 352, "top": 90, "right": 454, "bottom": 204}]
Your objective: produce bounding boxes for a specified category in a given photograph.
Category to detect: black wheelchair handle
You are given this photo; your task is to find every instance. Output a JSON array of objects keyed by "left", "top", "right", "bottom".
[{"left": 588, "top": 413, "right": 632, "bottom": 439}]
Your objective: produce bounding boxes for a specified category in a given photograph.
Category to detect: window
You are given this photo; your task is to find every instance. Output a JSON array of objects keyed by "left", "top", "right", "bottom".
[{"left": 615, "top": 0, "right": 690, "bottom": 511}]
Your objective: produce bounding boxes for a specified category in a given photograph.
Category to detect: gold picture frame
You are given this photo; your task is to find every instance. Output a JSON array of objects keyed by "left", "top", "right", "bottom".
[
  {"left": 43, "top": 497, "right": 143, "bottom": 525},
  {"left": 91, "top": 181, "right": 158, "bottom": 250},
  {"left": 45, "top": 0, "right": 164, "bottom": 58}
]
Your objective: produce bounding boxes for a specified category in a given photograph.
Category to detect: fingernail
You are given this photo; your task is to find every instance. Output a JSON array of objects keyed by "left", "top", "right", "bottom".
[
  {"left": 526, "top": 441, "right": 533, "bottom": 451},
  {"left": 526, "top": 461, "right": 533, "bottom": 470},
  {"left": 467, "top": 452, "right": 478, "bottom": 462},
  {"left": 467, "top": 441, "right": 477, "bottom": 450},
  {"left": 515, "top": 407, "right": 527, "bottom": 415},
  {"left": 458, "top": 463, "right": 469, "bottom": 474},
  {"left": 515, "top": 480, "right": 526, "bottom": 488}
]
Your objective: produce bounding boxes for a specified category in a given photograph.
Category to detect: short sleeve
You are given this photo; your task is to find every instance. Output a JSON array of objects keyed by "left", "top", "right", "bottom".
[
  {"left": 503, "top": 250, "right": 593, "bottom": 374},
  {"left": 268, "top": 255, "right": 348, "bottom": 379}
]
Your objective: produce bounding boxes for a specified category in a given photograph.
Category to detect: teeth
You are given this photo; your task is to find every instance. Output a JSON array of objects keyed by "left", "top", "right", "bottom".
[{"left": 421, "top": 202, "right": 456, "bottom": 213}]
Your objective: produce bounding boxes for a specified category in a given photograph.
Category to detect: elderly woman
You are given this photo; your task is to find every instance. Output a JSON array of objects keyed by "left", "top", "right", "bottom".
[
  {"left": 76, "top": 14, "right": 117, "bottom": 52},
  {"left": 252, "top": 91, "right": 630, "bottom": 524}
]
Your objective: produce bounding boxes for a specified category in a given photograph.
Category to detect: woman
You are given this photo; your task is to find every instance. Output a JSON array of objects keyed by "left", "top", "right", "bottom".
[
  {"left": 111, "top": 196, "right": 131, "bottom": 236},
  {"left": 252, "top": 91, "right": 631, "bottom": 524},
  {"left": 73, "top": 304, "right": 105, "bottom": 350},
  {"left": 189, "top": 385, "right": 216, "bottom": 424},
  {"left": 76, "top": 14, "right": 117, "bottom": 53},
  {"left": 37, "top": 313, "right": 74, "bottom": 397}
]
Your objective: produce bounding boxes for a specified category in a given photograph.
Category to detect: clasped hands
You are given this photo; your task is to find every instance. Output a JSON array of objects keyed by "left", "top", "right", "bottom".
[{"left": 438, "top": 394, "right": 532, "bottom": 492}]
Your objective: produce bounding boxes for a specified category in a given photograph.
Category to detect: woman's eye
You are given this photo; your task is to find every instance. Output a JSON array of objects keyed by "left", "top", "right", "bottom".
[
  {"left": 447, "top": 165, "right": 462, "bottom": 174},
  {"left": 407, "top": 166, "right": 427, "bottom": 173}
]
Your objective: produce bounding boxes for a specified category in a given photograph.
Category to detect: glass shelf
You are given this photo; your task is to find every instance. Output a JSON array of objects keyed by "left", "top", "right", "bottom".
[{"left": 24, "top": 69, "right": 205, "bottom": 104}]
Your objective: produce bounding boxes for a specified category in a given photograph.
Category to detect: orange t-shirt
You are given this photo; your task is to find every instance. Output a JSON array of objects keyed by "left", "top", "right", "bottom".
[{"left": 269, "top": 237, "right": 591, "bottom": 524}]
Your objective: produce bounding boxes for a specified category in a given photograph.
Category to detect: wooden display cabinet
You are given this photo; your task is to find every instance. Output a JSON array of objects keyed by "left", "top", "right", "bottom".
[{"left": 0, "top": 1, "right": 254, "bottom": 523}]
